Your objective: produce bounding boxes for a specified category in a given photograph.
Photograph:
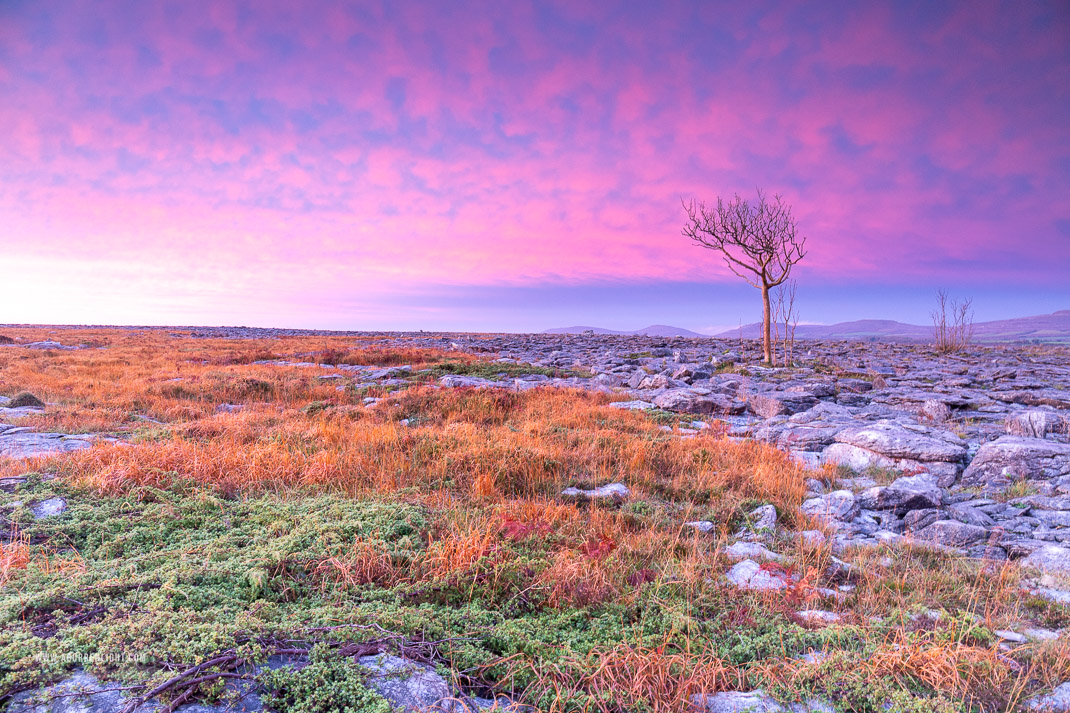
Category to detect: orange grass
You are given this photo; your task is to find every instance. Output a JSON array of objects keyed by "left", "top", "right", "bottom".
[
  {"left": 0, "top": 531, "right": 30, "bottom": 586},
  {"left": 495, "top": 643, "right": 744, "bottom": 713},
  {"left": 3, "top": 329, "right": 1066, "bottom": 711},
  {"left": 14, "top": 386, "right": 807, "bottom": 524}
]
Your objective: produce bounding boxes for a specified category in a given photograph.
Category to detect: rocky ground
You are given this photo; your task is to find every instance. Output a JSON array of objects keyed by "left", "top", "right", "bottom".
[
  {"left": 3, "top": 330, "right": 1070, "bottom": 712},
  {"left": 254, "top": 332, "right": 1070, "bottom": 577}
]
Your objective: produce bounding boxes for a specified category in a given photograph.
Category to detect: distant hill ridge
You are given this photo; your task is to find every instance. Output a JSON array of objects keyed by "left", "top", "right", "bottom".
[
  {"left": 543, "top": 324, "right": 706, "bottom": 337},
  {"left": 544, "top": 311, "right": 1070, "bottom": 343}
]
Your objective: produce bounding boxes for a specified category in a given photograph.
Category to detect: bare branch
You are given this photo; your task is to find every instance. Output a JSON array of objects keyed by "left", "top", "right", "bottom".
[{"left": 681, "top": 189, "right": 808, "bottom": 363}]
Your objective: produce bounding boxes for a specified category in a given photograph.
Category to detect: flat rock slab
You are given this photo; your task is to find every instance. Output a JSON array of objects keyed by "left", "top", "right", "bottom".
[
  {"left": 560, "top": 483, "right": 630, "bottom": 504},
  {"left": 748, "top": 392, "right": 819, "bottom": 418},
  {"left": 1022, "top": 546, "right": 1070, "bottom": 575},
  {"left": 690, "top": 690, "right": 834, "bottom": 713},
  {"left": 0, "top": 406, "right": 46, "bottom": 419},
  {"left": 438, "top": 375, "right": 501, "bottom": 388},
  {"left": 0, "top": 432, "right": 96, "bottom": 459},
  {"left": 959, "top": 436, "right": 1070, "bottom": 490},
  {"left": 357, "top": 654, "right": 459, "bottom": 713},
  {"left": 1025, "top": 681, "right": 1070, "bottom": 712},
  {"left": 7, "top": 669, "right": 263, "bottom": 713},
  {"left": 30, "top": 497, "right": 67, "bottom": 518},
  {"left": 606, "top": 399, "right": 655, "bottom": 410},
  {"left": 833, "top": 422, "right": 966, "bottom": 463}
]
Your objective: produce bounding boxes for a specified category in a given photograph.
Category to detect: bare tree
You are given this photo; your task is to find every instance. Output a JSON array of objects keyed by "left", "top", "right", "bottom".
[
  {"left": 931, "top": 289, "right": 974, "bottom": 354},
  {"left": 682, "top": 189, "right": 807, "bottom": 363},
  {"left": 773, "top": 279, "right": 799, "bottom": 366}
]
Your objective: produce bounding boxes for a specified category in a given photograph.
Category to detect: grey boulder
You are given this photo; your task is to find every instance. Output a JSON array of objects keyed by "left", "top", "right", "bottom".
[
  {"left": 1024, "top": 681, "right": 1070, "bottom": 712},
  {"left": 358, "top": 654, "right": 459, "bottom": 713},
  {"left": 1007, "top": 410, "right": 1068, "bottom": 440},
  {"left": 833, "top": 422, "right": 967, "bottom": 463},
  {"left": 748, "top": 392, "right": 819, "bottom": 419},
  {"left": 726, "top": 560, "right": 788, "bottom": 591},
  {"left": 914, "top": 520, "right": 989, "bottom": 548},
  {"left": 801, "top": 490, "right": 859, "bottom": 524},
  {"left": 959, "top": 437, "right": 1070, "bottom": 490},
  {"left": 858, "top": 475, "right": 944, "bottom": 514},
  {"left": 1022, "top": 546, "right": 1070, "bottom": 575},
  {"left": 560, "top": 483, "right": 630, "bottom": 504}
]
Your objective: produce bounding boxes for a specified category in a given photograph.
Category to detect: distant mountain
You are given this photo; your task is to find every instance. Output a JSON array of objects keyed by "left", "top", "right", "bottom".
[
  {"left": 544, "top": 324, "right": 707, "bottom": 337},
  {"left": 713, "top": 310, "right": 1070, "bottom": 343}
]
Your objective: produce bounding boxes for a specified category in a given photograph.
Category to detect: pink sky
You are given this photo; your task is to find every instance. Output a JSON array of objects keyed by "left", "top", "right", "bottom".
[{"left": 1, "top": 1, "right": 1067, "bottom": 331}]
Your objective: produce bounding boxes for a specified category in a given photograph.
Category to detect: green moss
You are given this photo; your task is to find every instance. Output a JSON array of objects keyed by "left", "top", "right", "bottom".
[
  {"left": 422, "top": 360, "right": 568, "bottom": 380},
  {"left": 261, "top": 645, "right": 392, "bottom": 713}
]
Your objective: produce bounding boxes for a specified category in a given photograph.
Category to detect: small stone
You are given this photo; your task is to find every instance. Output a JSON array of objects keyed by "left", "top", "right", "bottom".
[
  {"left": 30, "top": 497, "right": 67, "bottom": 519},
  {"left": 560, "top": 482, "right": 630, "bottom": 504},
  {"left": 796, "top": 610, "right": 842, "bottom": 626},
  {"left": 726, "top": 560, "right": 788, "bottom": 591},
  {"left": 1024, "top": 681, "right": 1070, "bottom": 711},
  {"left": 725, "top": 541, "right": 783, "bottom": 562},
  {"left": 685, "top": 520, "right": 716, "bottom": 533},
  {"left": 1023, "top": 627, "right": 1061, "bottom": 642},
  {"left": 796, "top": 530, "right": 827, "bottom": 547},
  {"left": 993, "top": 629, "right": 1027, "bottom": 644},
  {"left": 690, "top": 690, "right": 786, "bottom": 713},
  {"left": 801, "top": 490, "right": 859, "bottom": 523},
  {"left": 920, "top": 399, "right": 952, "bottom": 423}
]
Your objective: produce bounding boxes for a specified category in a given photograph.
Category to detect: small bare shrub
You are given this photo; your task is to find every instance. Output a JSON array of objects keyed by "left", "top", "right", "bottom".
[{"left": 931, "top": 289, "right": 974, "bottom": 354}]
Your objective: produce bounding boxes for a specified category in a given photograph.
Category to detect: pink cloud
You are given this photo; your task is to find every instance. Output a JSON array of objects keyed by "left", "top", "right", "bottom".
[{"left": 0, "top": 0, "right": 1067, "bottom": 329}]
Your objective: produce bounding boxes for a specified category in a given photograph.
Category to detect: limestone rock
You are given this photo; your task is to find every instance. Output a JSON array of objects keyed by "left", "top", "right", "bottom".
[
  {"left": 1007, "top": 410, "right": 1068, "bottom": 439},
  {"left": 358, "top": 654, "right": 459, "bottom": 713},
  {"left": 748, "top": 392, "right": 819, "bottom": 418},
  {"left": 725, "top": 541, "right": 783, "bottom": 562},
  {"left": 1024, "top": 681, "right": 1070, "bottom": 712},
  {"left": 960, "top": 437, "right": 1070, "bottom": 490},
  {"left": 914, "top": 520, "right": 989, "bottom": 548},
  {"left": 1022, "top": 546, "right": 1070, "bottom": 575},
  {"left": 801, "top": 490, "right": 859, "bottom": 524},
  {"left": 0, "top": 432, "right": 96, "bottom": 459},
  {"left": 606, "top": 400, "right": 654, "bottom": 410},
  {"left": 560, "top": 483, "right": 630, "bottom": 504},
  {"left": 834, "top": 422, "right": 966, "bottom": 463},
  {"left": 795, "top": 610, "right": 842, "bottom": 626},
  {"left": 857, "top": 475, "right": 944, "bottom": 514},
  {"left": 726, "top": 560, "right": 788, "bottom": 591},
  {"left": 30, "top": 497, "right": 67, "bottom": 519},
  {"left": 439, "top": 375, "right": 500, "bottom": 389},
  {"left": 690, "top": 691, "right": 785, "bottom": 712}
]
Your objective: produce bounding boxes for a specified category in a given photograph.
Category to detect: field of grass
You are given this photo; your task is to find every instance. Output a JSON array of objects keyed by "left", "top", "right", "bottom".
[{"left": 1, "top": 329, "right": 1068, "bottom": 712}]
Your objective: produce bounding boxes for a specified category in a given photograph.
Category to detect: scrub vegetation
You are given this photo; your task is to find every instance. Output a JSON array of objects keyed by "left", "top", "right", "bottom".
[{"left": 0, "top": 329, "right": 1067, "bottom": 712}]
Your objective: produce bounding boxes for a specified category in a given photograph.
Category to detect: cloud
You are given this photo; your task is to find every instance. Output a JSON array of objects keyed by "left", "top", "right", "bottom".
[{"left": 0, "top": 0, "right": 1067, "bottom": 328}]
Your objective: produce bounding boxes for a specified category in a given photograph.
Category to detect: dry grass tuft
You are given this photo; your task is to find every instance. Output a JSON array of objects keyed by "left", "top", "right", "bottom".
[{"left": 496, "top": 643, "right": 743, "bottom": 713}]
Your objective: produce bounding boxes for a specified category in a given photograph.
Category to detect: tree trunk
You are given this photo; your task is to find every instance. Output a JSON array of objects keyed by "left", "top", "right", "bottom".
[{"left": 761, "top": 282, "right": 772, "bottom": 364}]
